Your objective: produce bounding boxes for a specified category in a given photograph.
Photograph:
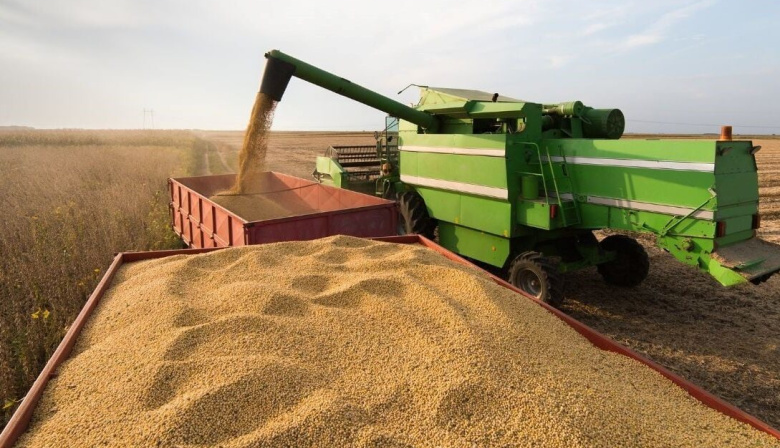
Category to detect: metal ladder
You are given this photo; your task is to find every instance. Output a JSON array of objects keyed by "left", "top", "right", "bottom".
[{"left": 519, "top": 142, "right": 580, "bottom": 227}]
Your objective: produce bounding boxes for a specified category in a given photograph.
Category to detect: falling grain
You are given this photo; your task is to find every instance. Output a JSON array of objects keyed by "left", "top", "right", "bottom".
[{"left": 232, "top": 92, "right": 276, "bottom": 194}]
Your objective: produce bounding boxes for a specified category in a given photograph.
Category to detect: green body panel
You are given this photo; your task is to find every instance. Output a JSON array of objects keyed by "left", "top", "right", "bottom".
[
  {"left": 547, "top": 138, "right": 716, "bottom": 163},
  {"left": 401, "top": 151, "right": 507, "bottom": 189},
  {"left": 521, "top": 175, "right": 540, "bottom": 199},
  {"left": 314, "top": 156, "right": 376, "bottom": 195},
  {"left": 398, "top": 131, "right": 766, "bottom": 282},
  {"left": 415, "top": 186, "right": 512, "bottom": 237},
  {"left": 259, "top": 50, "right": 780, "bottom": 286},
  {"left": 315, "top": 156, "right": 342, "bottom": 187},
  {"left": 437, "top": 221, "right": 511, "bottom": 266}
]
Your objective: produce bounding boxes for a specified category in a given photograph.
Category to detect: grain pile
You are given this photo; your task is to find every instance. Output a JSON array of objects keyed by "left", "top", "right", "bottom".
[
  {"left": 17, "top": 236, "right": 780, "bottom": 447},
  {"left": 210, "top": 190, "right": 316, "bottom": 221}
]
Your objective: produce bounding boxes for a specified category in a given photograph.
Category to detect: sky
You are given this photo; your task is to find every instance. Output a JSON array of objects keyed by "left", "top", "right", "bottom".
[{"left": 1, "top": 0, "right": 779, "bottom": 134}]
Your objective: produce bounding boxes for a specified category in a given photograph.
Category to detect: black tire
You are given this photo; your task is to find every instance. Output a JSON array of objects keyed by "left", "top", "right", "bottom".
[
  {"left": 597, "top": 235, "right": 650, "bottom": 287},
  {"left": 508, "top": 251, "right": 564, "bottom": 307},
  {"left": 398, "top": 191, "right": 437, "bottom": 239}
]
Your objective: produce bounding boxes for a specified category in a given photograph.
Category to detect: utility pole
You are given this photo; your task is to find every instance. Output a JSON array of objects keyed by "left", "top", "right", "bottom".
[{"left": 143, "top": 108, "right": 155, "bottom": 129}]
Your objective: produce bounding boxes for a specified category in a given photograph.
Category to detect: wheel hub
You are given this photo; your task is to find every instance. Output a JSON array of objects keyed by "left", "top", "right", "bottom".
[{"left": 517, "top": 271, "right": 543, "bottom": 297}]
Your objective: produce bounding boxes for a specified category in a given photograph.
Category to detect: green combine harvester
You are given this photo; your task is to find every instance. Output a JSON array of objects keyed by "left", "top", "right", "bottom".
[{"left": 260, "top": 49, "right": 780, "bottom": 305}]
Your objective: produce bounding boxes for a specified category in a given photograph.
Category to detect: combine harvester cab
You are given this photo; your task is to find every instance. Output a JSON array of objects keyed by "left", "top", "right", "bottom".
[{"left": 257, "top": 49, "right": 780, "bottom": 303}]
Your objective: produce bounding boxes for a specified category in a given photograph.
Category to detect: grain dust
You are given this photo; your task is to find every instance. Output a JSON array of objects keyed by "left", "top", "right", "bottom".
[{"left": 16, "top": 236, "right": 780, "bottom": 447}]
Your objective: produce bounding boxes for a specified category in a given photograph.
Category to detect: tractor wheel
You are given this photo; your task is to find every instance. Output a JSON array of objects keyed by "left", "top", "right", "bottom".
[
  {"left": 597, "top": 235, "right": 650, "bottom": 287},
  {"left": 508, "top": 251, "right": 564, "bottom": 307},
  {"left": 398, "top": 191, "right": 437, "bottom": 239}
]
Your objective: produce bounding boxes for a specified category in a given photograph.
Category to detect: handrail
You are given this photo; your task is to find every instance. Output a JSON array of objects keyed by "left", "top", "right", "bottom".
[
  {"left": 517, "top": 142, "right": 551, "bottom": 204},
  {"left": 543, "top": 145, "right": 567, "bottom": 225}
]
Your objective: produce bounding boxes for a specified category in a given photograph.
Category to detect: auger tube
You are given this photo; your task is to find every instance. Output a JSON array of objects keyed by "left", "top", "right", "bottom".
[{"left": 260, "top": 49, "right": 439, "bottom": 132}]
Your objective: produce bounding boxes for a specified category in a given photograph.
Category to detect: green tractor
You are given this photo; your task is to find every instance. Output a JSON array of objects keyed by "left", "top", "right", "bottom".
[{"left": 261, "top": 49, "right": 780, "bottom": 306}]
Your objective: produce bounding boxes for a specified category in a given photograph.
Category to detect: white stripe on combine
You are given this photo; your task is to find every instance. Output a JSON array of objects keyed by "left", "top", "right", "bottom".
[
  {"left": 401, "top": 145, "right": 505, "bottom": 157},
  {"left": 554, "top": 193, "right": 714, "bottom": 219},
  {"left": 547, "top": 156, "right": 714, "bottom": 172},
  {"left": 401, "top": 175, "right": 508, "bottom": 199}
]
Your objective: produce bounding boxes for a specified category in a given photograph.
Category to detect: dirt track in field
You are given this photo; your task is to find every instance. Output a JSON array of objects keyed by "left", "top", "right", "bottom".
[{"left": 200, "top": 131, "right": 780, "bottom": 429}]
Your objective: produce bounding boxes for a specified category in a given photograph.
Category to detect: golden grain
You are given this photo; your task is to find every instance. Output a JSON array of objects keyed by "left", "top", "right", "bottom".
[
  {"left": 232, "top": 92, "right": 276, "bottom": 194},
  {"left": 16, "top": 236, "right": 780, "bottom": 447}
]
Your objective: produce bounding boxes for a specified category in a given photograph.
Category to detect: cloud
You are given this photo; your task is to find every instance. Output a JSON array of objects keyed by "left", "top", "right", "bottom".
[
  {"left": 547, "top": 55, "right": 569, "bottom": 68},
  {"left": 0, "top": 0, "right": 154, "bottom": 29},
  {"left": 583, "top": 22, "right": 611, "bottom": 36},
  {"left": 617, "top": 0, "right": 715, "bottom": 51},
  {"left": 579, "top": 3, "right": 632, "bottom": 36}
]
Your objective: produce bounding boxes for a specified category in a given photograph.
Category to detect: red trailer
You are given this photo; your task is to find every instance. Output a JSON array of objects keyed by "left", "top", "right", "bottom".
[
  {"left": 169, "top": 172, "right": 397, "bottom": 248},
  {"left": 1, "top": 236, "right": 778, "bottom": 447}
]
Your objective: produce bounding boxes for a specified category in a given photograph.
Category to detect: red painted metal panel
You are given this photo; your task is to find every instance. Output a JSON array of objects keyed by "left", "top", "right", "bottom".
[
  {"left": 168, "top": 172, "right": 397, "bottom": 247},
  {"left": 213, "top": 207, "right": 234, "bottom": 248},
  {"left": 181, "top": 189, "right": 190, "bottom": 217},
  {"left": 192, "top": 195, "right": 202, "bottom": 223},
  {"left": 201, "top": 202, "right": 215, "bottom": 235},
  {"left": 232, "top": 217, "right": 245, "bottom": 247}
]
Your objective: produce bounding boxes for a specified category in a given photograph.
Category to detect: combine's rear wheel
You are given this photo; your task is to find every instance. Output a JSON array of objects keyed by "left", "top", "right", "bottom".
[
  {"left": 398, "top": 191, "right": 437, "bottom": 239},
  {"left": 508, "top": 251, "right": 565, "bottom": 307},
  {"left": 596, "top": 235, "right": 650, "bottom": 287}
]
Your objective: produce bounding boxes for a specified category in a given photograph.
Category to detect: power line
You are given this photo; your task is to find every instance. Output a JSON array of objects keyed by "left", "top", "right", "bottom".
[{"left": 628, "top": 119, "right": 780, "bottom": 130}]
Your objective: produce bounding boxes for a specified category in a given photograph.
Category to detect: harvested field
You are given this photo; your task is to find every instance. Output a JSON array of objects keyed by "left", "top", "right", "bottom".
[
  {"left": 198, "top": 132, "right": 780, "bottom": 429},
  {"left": 16, "top": 236, "right": 780, "bottom": 447},
  {"left": 202, "top": 130, "right": 373, "bottom": 179}
]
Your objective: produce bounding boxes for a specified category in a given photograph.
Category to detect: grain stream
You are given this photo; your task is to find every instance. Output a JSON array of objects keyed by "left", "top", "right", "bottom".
[
  {"left": 232, "top": 92, "right": 276, "bottom": 194},
  {"left": 17, "top": 236, "right": 780, "bottom": 447},
  {"left": 211, "top": 92, "right": 293, "bottom": 220}
]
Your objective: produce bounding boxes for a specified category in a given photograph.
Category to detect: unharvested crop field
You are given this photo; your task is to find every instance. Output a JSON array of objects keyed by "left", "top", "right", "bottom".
[
  {"left": 0, "top": 130, "right": 204, "bottom": 429},
  {"left": 198, "top": 131, "right": 780, "bottom": 429}
]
